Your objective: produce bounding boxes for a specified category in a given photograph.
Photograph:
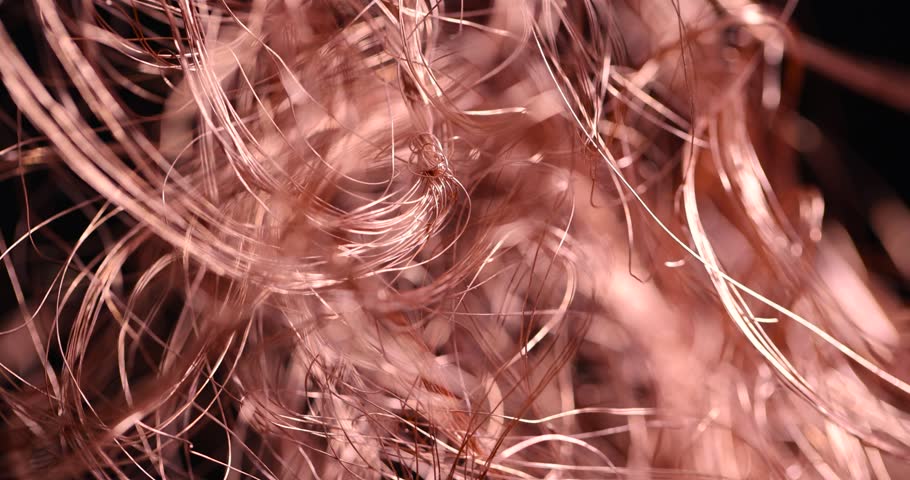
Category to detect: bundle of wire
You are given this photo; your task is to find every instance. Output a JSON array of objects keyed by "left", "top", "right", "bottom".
[{"left": 1, "top": 1, "right": 909, "bottom": 478}]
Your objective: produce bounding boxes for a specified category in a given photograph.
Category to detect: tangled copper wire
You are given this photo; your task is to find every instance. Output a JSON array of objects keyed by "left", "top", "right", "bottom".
[{"left": 1, "top": 1, "right": 909, "bottom": 479}]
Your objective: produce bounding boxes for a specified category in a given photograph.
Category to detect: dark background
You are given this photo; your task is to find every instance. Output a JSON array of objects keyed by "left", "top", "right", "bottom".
[
  {"left": 791, "top": 0, "right": 908, "bottom": 293},
  {"left": 793, "top": 0, "right": 909, "bottom": 201},
  {"left": 794, "top": 1, "right": 907, "bottom": 196}
]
